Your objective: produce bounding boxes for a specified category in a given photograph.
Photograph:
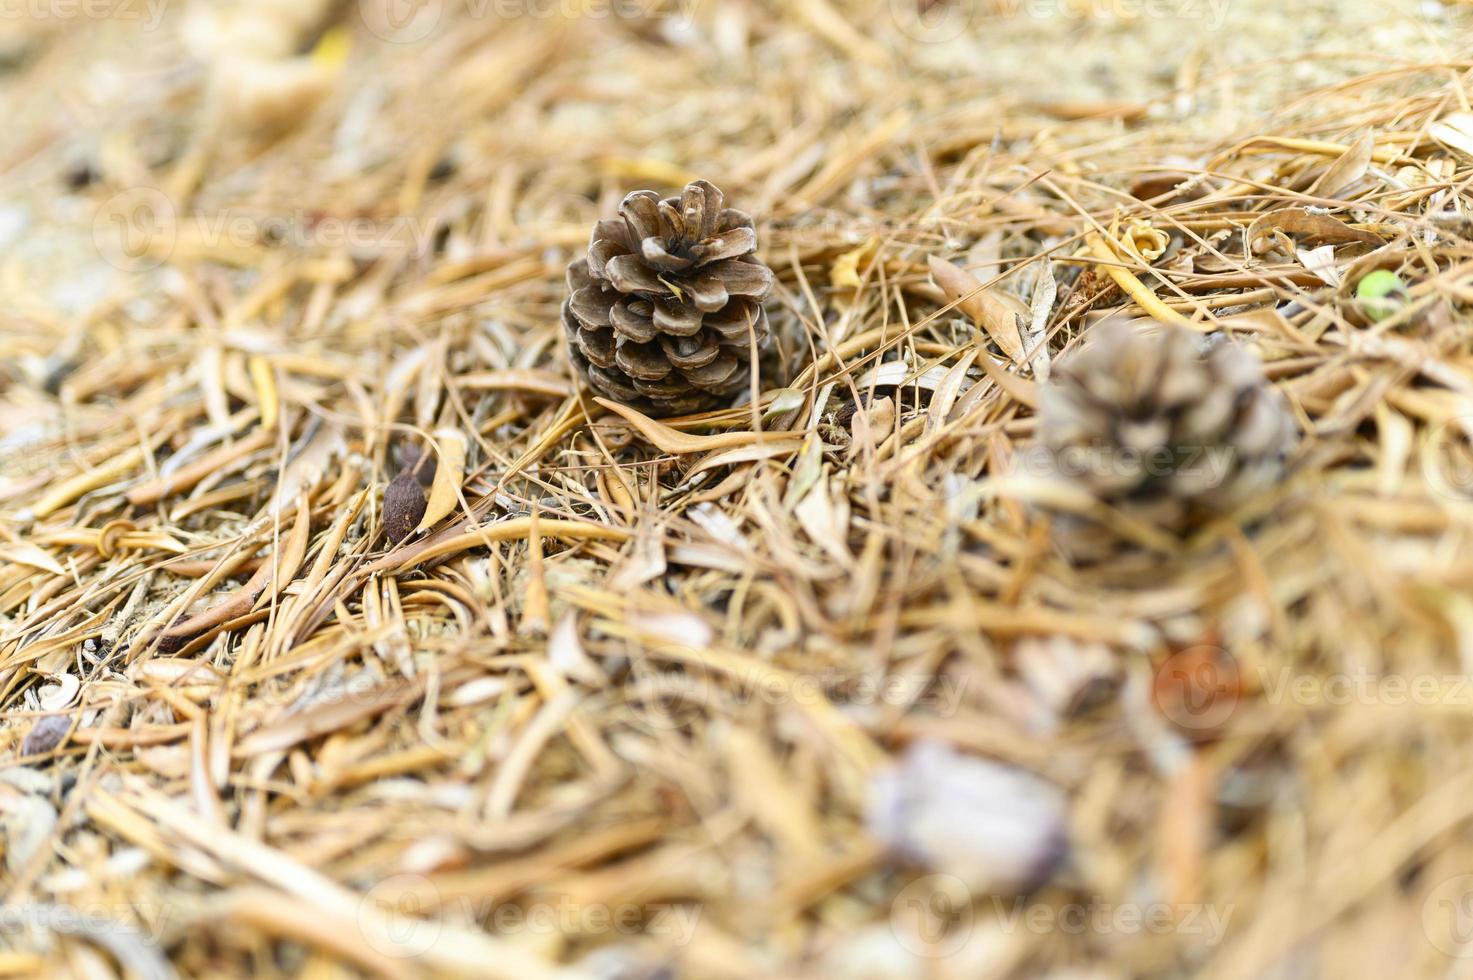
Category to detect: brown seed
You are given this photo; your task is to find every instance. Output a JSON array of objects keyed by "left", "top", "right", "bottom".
[
  {"left": 396, "top": 442, "right": 439, "bottom": 487},
  {"left": 383, "top": 469, "right": 427, "bottom": 544},
  {"left": 21, "top": 715, "right": 71, "bottom": 757}
]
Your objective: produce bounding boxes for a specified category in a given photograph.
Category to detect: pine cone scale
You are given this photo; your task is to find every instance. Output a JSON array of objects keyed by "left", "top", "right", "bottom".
[
  {"left": 690, "top": 227, "right": 755, "bottom": 263},
  {"left": 620, "top": 192, "right": 663, "bottom": 240},
  {"left": 653, "top": 301, "right": 702, "bottom": 335},
  {"left": 688, "top": 276, "right": 728, "bottom": 311},
  {"left": 704, "top": 303, "right": 765, "bottom": 341},
  {"left": 685, "top": 349, "right": 742, "bottom": 390},
  {"left": 660, "top": 333, "right": 721, "bottom": 369},
  {"left": 615, "top": 342, "right": 672, "bottom": 381},
  {"left": 605, "top": 255, "right": 664, "bottom": 294},
  {"left": 705, "top": 259, "right": 773, "bottom": 296},
  {"left": 610, "top": 300, "right": 657, "bottom": 343},
  {"left": 569, "top": 288, "right": 612, "bottom": 328},
  {"left": 641, "top": 240, "right": 695, "bottom": 272}
]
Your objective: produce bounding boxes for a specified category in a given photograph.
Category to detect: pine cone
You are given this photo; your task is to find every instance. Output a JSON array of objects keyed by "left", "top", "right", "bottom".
[
  {"left": 563, "top": 180, "right": 774, "bottom": 416},
  {"left": 1036, "top": 321, "right": 1296, "bottom": 553}
]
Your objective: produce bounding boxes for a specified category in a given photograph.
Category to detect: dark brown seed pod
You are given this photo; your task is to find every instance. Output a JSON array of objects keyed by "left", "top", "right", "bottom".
[{"left": 383, "top": 469, "right": 427, "bottom": 544}]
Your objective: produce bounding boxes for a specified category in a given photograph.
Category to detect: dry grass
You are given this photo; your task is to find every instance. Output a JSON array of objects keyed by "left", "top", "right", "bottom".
[{"left": 4, "top": 1, "right": 1473, "bottom": 977}]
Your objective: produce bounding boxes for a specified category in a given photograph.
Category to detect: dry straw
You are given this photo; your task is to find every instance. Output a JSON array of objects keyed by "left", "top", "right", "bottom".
[{"left": 3, "top": 1, "right": 1473, "bottom": 977}]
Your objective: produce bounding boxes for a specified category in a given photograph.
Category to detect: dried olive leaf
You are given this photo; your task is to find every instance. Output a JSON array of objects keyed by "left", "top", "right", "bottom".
[
  {"left": 417, "top": 427, "right": 467, "bottom": 532},
  {"left": 1311, "top": 130, "right": 1374, "bottom": 199},
  {"left": 927, "top": 254, "right": 1026, "bottom": 364},
  {"left": 1247, "top": 207, "right": 1382, "bottom": 251}
]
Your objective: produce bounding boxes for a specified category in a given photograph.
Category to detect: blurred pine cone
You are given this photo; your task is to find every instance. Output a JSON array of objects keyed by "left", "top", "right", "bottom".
[
  {"left": 563, "top": 180, "right": 773, "bottom": 416},
  {"left": 1037, "top": 321, "right": 1296, "bottom": 554}
]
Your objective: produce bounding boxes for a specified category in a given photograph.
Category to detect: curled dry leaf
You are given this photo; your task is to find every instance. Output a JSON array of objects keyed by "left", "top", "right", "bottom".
[
  {"left": 595, "top": 398, "right": 795, "bottom": 455},
  {"left": 1025, "top": 259, "right": 1055, "bottom": 382},
  {"left": 850, "top": 396, "right": 895, "bottom": 453},
  {"left": 236, "top": 678, "right": 420, "bottom": 755},
  {"left": 927, "top": 354, "right": 976, "bottom": 434},
  {"left": 1311, "top": 129, "right": 1374, "bottom": 199},
  {"left": 0, "top": 541, "right": 64, "bottom": 576},
  {"left": 443, "top": 675, "right": 514, "bottom": 709},
  {"left": 38, "top": 672, "right": 79, "bottom": 711},
  {"left": 1296, "top": 244, "right": 1342, "bottom": 286},
  {"left": 1084, "top": 233, "right": 1197, "bottom": 329},
  {"left": 1130, "top": 167, "right": 1203, "bottom": 202},
  {"left": 1247, "top": 207, "right": 1383, "bottom": 252},
  {"left": 1430, "top": 111, "right": 1473, "bottom": 163},
  {"left": 1124, "top": 220, "right": 1170, "bottom": 262},
  {"left": 794, "top": 470, "right": 853, "bottom": 567},
  {"left": 855, "top": 361, "right": 950, "bottom": 392},
  {"left": 975, "top": 351, "right": 1039, "bottom": 409},
  {"left": 927, "top": 254, "right": 1026, "bottom": 363},
  {"left": 608, "top": 522, "right": 668, "bottom": 591},
  {"left": 548, "top": 613, "right": 605, "bottom": 686},
  {"left": 762, "top": 387, "right": 807, "bottom": 422},
  {"left": 831, "top": 237, "right": 879, "bottom": 289},
  {"left": 627, "top": 609, "right": 714, "bottom": 649},
  {"left": 270, "top": 421, "right": 346, "bottom": 516},
  {"left": 156, "top": 493, "right": 315, "bottom": 652},
  {"left": 418, "top": 427, "right": 468, "bottom": 532}
]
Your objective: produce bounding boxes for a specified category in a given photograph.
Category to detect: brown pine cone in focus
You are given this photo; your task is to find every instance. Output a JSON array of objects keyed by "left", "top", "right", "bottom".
[{"left": 562, "top": 179, "right": 773, "bottom": 416}]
